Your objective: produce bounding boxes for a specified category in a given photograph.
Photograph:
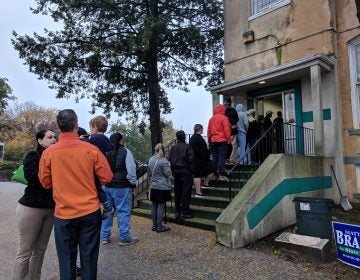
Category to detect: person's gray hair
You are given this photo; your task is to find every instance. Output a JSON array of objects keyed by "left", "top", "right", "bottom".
[{"left": 56, "top": 109, "right": 78, "bottom": 132}]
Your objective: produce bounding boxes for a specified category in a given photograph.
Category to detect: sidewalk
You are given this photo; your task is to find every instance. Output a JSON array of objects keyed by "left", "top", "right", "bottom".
[{"left": 0, "top": 181, "right": 334, "bottom": 279}]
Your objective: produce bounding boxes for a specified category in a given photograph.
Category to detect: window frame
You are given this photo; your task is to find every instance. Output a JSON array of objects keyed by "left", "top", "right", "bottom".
[
  {"left": 356, "top": 165, "right": 360, "bottom": 193},
  {"left": 348, "top": 37, "right": 360, "bottom": 129},
  {"left": 249, "top": 0, "right": 291, "bottom": 21}
]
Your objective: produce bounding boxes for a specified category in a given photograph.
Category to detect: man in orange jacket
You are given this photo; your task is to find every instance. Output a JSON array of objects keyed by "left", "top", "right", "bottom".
[
  {"left": 39, "top": 109, "right": 113, "bottom": 280},
  {"left": 207, "top": 104, "right": 231, "bottom": 181}
]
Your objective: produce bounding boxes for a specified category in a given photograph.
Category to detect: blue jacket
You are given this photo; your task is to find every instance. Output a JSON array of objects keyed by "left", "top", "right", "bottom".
[{"left": 89, "top": 134, "right": 113, "bottom": 155}]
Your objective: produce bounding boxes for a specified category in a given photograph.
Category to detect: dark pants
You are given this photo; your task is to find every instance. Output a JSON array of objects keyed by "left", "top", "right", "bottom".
[
  {"left": 54, "top": 210, "right": 101, "bottom": 280},
  {"left": 211, "top": 142, "right": 228, "bottom": 176},
  {"left": 173, "top": 173, "right": 193, "bottom": 216},
  {"left": 151, "top": 202, "right": 165, "bottom": 229}
]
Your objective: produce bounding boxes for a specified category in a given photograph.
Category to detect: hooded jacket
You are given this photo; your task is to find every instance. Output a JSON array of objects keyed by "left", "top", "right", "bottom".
[
  {"left": 236, "top": 104, "right": 249, "bottom": 133},
  {"left": 207, "top": 104, "right": 231, "bottom": 143},
  {"left": 89, "top": 134, "right": 113, "bottom": 155}
]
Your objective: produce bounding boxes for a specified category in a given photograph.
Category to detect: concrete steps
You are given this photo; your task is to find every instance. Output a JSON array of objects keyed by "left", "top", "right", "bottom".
[{"left": 132, "top": 164, "right": 257, "bottom": 231}]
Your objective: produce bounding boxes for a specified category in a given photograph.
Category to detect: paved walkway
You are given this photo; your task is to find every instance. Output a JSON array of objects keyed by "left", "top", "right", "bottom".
[{"left": 1, "top": 181, "right": 334, "bottom": 280}]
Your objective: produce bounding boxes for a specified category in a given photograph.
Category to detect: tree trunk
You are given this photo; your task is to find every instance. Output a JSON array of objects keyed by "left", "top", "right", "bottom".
[{"left": 147, "top": 0, "right": 162, "bottom": 151}]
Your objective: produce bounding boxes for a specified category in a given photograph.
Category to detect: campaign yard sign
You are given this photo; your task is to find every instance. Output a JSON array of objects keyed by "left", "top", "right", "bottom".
[{"left": 332, "top": 221, "right": 360, "bottom": 269}]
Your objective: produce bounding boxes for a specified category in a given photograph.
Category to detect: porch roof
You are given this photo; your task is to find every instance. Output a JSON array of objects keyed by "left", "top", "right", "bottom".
[{"left": 208, "top": 54, "right": 336, "bottom": 95}]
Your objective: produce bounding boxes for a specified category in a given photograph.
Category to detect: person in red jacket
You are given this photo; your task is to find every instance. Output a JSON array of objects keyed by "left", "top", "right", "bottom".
[{"left": 207, "top": 104, "right": 231, "bottom": 181}]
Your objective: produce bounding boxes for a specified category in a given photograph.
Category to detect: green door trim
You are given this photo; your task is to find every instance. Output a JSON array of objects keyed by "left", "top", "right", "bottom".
[{"left": 246, "top": 176, "right": 332, "bottom": 230}]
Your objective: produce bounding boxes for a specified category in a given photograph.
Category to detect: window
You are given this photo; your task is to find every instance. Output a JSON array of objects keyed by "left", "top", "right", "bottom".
[
  {"left": 250, "top": 0, "right": 290, "bottom": 19},
  {"left": 348, "top": 37, "right": 360, "bottom": 129}
]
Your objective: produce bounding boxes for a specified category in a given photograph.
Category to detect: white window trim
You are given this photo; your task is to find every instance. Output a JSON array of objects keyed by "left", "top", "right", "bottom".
[
  {"left": 356, "top": 165, "right": 360, "bottom": 192},
  {"left": 348, "top": 37, "right": 360, "bottom": 129},
  {"left": 249, "top": 0, "right": 291, "bottom": 21}
]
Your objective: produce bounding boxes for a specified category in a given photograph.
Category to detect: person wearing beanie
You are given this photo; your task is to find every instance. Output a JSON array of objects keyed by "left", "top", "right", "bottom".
[
  {"left": 169, "top": 130, "right": 195, "bottom": 219},
  {"left": 246, "top": 109, "right": 260, "bottom": 163}
]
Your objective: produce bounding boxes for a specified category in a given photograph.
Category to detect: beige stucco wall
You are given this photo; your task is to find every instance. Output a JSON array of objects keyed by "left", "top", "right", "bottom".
[
  {"left": 223, "top": 0, "right": 359, "bottom": 199},
  {"left": 224, "top": 0, "right": 336, "bottom": 80},
  {"left": 216, "top": 154, "right": 336, "bottom": 248},
  {"left": 335, "top": 0, "right": 360, "bottom": 197}
]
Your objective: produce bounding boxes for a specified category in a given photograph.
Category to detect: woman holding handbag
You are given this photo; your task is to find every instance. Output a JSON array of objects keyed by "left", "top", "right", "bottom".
[
  {"left": 148, "top": 143, "right": 172, "bottom": 233},
  {"left": 13, "top": 129, "right": 57, "bottom": 280}
]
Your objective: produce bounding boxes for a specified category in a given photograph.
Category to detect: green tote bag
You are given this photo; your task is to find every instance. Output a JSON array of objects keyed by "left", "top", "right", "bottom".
[{"left": 11, "top": 164, "right": 28, "bottom": 185}]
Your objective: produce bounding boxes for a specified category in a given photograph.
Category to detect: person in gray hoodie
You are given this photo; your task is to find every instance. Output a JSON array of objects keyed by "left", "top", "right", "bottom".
[
  {"left": 236, "top": 104, "right": 249, "bottom": 164},
  {"left": 148, "top": 143, "right": 172, "bottom": 232}
]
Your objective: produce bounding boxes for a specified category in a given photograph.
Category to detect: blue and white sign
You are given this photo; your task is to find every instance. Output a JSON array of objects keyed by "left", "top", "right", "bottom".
[{"left": 332, "top": 221, "right": 360, "bottom": 269}]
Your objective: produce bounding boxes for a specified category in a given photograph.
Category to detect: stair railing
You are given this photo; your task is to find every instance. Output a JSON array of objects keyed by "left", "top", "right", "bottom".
[{"left": 227, "top": 122, "right": 315, "bottom": 201}]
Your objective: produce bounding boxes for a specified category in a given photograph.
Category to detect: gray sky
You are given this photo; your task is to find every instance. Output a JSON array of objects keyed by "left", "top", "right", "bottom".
[{"left": 0, "top": 1, "right": 213, "bottom": 135}]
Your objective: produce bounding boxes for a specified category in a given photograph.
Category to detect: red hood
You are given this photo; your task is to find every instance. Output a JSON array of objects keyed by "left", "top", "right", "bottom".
[{"left": 214, "top": 104, "right": 226, "bottom": 115}]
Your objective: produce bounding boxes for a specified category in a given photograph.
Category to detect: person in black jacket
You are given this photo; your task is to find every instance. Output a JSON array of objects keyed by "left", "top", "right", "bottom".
[
  {"left": 224, "top": 97, "right": 239, "bottom": 163},
  {"left": 13, "top": 129, "right": 57, "bottom": 280},
  {"left": 273, "top": 111, "right": 285, "bottom": 153},
  {"left": 246, "top": 109, "right": 260, "bottom": 163},
  {"left": 100, "top": 132, "right": 139, "bottom": 246},
  {"left": 169, "top": 130, "right": 195, "bottom": 219},
  {"left": 189, "top": 124, "right": 216, "bottom": 197},
  {"left": 264, "top": 110, "right": 274, "bottom": 156}
]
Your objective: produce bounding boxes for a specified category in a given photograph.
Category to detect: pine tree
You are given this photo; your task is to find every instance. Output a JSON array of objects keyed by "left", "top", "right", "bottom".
[{"left": 12, "top": 0, "right": 223, "bottom": 148}]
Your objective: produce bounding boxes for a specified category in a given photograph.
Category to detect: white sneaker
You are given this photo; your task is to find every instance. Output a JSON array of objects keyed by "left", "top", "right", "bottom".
[
  {"left": 194, "top": 193, "right": 207, "bottom": 199},
  {"left": 218, "top": 176, "right": 230, "bottom": 182}
]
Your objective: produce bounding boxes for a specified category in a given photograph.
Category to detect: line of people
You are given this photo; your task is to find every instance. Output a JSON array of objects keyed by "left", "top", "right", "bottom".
[
  {"left": 219, "top": 98, "right": 285, "bottom": 165},
  {"left": 12, "top": 105, "right": 286, "bottom": 279},
  {"left": 13, "top": 110, "right": 139, "bottom": 280}
]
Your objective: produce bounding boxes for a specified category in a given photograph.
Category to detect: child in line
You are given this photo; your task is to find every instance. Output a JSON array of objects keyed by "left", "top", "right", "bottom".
[
  {"left": 78, "top": 116, "right": 113, "bottom": 218},
  {"left": 88, "top": 116, "right": 114, "bottom": 219}
]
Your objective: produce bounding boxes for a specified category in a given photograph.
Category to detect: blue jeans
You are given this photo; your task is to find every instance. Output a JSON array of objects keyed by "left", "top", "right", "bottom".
[
  {"left": 100, "top": 187, "right": 132, "bottom": 241},
  {"left": 211, "top": 142, "right": 228, "bottom": 176},
  {"left": 237, "top": 131, "right": 247, "bottom": 164},
  {"left": 53, "top": 210, "right": 101, "bottom": 280}
]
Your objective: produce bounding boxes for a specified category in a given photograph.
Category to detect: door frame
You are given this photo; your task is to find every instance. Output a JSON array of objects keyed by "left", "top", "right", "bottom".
[{"left": 247, "top": 80, "right": 304, "bottom": 154}]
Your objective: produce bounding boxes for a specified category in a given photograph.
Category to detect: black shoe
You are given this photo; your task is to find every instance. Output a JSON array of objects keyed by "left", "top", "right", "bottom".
[
  {"left": 156, "top": 226, "right": 170, "bottom": 233},
  {"left": 76, "top": 266, "right": 81, "bottom": 277},
  {"left": 180, "top": 213, "right": 193, "bottom": 219},
  {"left": 152, "top": 226, "right": 157, "bottom": 231}
]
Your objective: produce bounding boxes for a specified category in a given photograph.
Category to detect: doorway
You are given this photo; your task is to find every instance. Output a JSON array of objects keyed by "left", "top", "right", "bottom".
[{"left": 252, "top": 89, "right": 295, "bottom": 123}]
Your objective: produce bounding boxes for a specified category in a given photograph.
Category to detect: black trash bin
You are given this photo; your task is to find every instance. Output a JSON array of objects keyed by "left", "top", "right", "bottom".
[{"left": 293, "top": 197, "right": 333, "bottom": 239}]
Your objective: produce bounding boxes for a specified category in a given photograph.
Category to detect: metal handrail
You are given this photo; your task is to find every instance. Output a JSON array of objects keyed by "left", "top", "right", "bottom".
[{"left": 227, "top": 122, "right": 315, "bottom": 200}]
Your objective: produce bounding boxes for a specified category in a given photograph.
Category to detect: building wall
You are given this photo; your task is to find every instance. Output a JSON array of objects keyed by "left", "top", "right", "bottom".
[
  {"left": 224, "top": 0, "right": 336, "bottom": 80},
  {"left": 335, "top": 0, "right": 360, "bottom": 197},
  {"left": 223, "top": 0, "right": 359, "bottom": 199}
]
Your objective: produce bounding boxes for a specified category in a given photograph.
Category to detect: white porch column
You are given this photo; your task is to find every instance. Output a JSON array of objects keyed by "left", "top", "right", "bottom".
[
  {"left": 212, "top": 93, "right": 220, "bottom": 112},
  {"left": 311, "top": 64, "right": 324, "bottom": 156}
]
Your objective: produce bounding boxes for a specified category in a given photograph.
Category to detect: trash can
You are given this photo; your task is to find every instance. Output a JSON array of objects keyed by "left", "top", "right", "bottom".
[{"left": 293, "top": 197, "right": 333, "bottom": 239}]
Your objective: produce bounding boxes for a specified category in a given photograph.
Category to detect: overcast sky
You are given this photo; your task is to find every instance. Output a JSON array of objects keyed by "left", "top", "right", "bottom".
[{"left": 0, "top": 1, "right": 214, "bottom": 135}]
